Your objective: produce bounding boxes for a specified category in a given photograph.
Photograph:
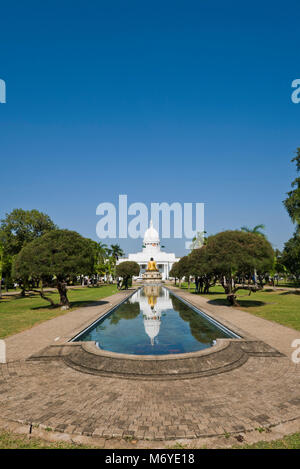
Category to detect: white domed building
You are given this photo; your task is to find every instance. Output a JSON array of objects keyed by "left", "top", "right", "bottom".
[{"left": 117, "top": 221, "right": 180, "bottom": 280}]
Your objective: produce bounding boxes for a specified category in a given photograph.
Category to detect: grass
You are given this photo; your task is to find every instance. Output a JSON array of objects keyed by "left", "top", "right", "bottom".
[
  {"left": 233, "top": 432, "right": 300, "bottom": 449},
  {"left": 178, "top": 283, "right": 300, "bottom": 331},
  {"left": 0, "top": 429, "right": 299, "bottom": 449},
  {"left": 0, "top": 430, "right": 92, "bottom": 449},
  {"left": 0, "top": 284, "right": 118, "bottom": 339}
]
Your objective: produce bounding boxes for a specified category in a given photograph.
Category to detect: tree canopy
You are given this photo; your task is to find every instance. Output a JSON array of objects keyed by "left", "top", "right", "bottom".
[
  {"left": 170, "top": 230, "right": 274, "bottom": 306},
  {"left": 205, "top": 230, "right": 274, "bottom": 278},
  {"left": 115, "top": 261, "right": 140, "bottom": 289},
  {"left": 283, "top": 147, "right": 300, "bottom": 227},
  {"left": 14, "top": 229, "right": 94, "bottom": 307},
  {"left": 0, "top": 208, "right": 57, "bottom": 256},
  {"left": 282, "top": 234, "right": 300, "bottom": 282}
]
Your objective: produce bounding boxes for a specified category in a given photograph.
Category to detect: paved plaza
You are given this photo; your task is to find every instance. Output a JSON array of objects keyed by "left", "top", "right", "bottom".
[{"left": 0, "top": 287, "right": 299, "bottom": 446}]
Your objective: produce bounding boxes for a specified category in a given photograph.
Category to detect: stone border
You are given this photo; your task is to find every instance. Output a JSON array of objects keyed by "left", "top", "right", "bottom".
[{"left": 28, "top": 339, "right": 284, "bottom": 380}]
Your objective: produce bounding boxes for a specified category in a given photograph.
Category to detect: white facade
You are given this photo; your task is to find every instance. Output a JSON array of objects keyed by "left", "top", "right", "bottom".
[
  {"left": 117, "top": 221, "right": 180, "bottom": 280},
  {"left": 128, "top": 285, "right": 173, "bottom": 345}
]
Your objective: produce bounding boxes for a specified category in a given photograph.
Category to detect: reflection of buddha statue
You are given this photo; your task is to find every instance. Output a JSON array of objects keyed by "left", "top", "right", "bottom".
[
  {"left": 148, "top": 295, "right": 157, "bottom": 309},
  {"left": 147, "top": 257, "right": 158, "bottom": 272}
]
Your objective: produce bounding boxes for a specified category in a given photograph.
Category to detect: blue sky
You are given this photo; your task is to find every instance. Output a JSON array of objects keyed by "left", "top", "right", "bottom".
[{"left": 0, "top": 0, "right": 299, "bottom": 256}]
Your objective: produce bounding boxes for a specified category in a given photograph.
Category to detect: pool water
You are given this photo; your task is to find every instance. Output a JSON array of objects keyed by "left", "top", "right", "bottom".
[{"left": 73, "top": 286, "right": 238, "bottom": 355}]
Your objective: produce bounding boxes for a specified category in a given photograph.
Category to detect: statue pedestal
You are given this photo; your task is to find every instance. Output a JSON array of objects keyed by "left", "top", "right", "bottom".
[{"left": 142, "top": 271, "right": 162, "bottom": 284}]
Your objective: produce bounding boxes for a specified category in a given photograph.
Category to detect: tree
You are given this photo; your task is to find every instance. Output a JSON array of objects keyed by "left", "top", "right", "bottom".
[
  {"left": 282, "top": 233, "right": 300, "bottom": 283},
  {"left": 189, "top": 246, "right": 216, "bottom": 293},
  {"left": 169, "top": 262, "right": 180, "bottom": 285},
  {"left": 0, "top": 208, "right": 57, "bottom": 256},
  {"left": 115, "top": 261, "right": 140, "bottom": 289},
  {"left": 0, "top": 242, "right": 3, "bottom": 299},
  {"left": 108, "top": 244, "right": 125, "bottom": 281},
  {"left": 241, "top": 224, "right": 266, "bottom": 238},
  {"left": 110, "top": 244, "right": 124, "bottom": 261},
  {"left": 0, "top": 209, "right": 57, "bottom": 296},
  {"left": 14, "top": 229, "right": 94, "bottom": 308},
  {"left": 204, "top": 230, "right": 274, "bottom": 306},
  {"left": 176, "top": 256, "right": 192, "bottom": 288},
  {"left": 283, "top": 147, "right": 300, "bottom": 226},
  {"left": 169, "top": 256, "right": 191, "bottom": 287}
]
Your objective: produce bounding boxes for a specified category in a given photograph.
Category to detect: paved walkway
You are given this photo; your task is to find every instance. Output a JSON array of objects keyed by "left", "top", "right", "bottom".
[
  {"left": 0, "top": 287, "right": 299, "bottom": 446},
  {"left": 5, "top": 289, "right": 135, "bottom": 362}
]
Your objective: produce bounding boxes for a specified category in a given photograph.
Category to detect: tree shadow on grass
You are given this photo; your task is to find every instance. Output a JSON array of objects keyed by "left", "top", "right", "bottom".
[
  {"left": 193, "top": 290, "right": 225, "bottom": 295},
  {"left": 31, "top": 299, "right": 110, "bottom": 311},
  {"left": 207, "top": 298, "right": 266, "bottom": 308},
  {"left": 279, "top": 290, "right": 300, "bottom": 296},
  {"left": 30, "top": 300, "right": 108, "bottom": 311},
  {"left": 69, "top": 299, "right": 110, "bottom": 309}
]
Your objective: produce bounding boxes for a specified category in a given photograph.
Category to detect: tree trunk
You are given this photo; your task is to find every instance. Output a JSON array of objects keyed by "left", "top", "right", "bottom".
[
  {"left": 222, "top": 275, "right": 240, "bottom": 306},
  {"left": 227, "top": 292, "right": 240, "bottom": 307},
  {"left": 31, "top": 289, "right": 56, "bottom": 307},
  {"left": 57, "top": 280, "right": 69, "bottom": 308}
]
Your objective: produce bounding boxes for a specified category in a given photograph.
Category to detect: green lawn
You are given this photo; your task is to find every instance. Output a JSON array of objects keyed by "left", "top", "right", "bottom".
[
  {"left": 0, "top": 429, "right": 299, "bottom": 449},
  {"left": 179, "top": 283, "right": 300, "bottom": 331},
  {"left": 233, "top": 432, "right": 300, "bottom": 449},
  {"left": 0, "top": 285, "right": 118, "bottom": 339}
]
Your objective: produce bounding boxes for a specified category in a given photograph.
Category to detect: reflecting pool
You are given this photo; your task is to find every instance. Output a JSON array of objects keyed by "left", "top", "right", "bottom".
[{"left": 73, "top": 286, "right": 239, "bottom": 355}]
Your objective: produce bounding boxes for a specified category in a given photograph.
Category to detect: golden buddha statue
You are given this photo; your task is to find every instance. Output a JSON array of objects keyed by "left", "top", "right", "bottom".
[{"left": 146, "top": 257, "right": 158, "bottom": 272}]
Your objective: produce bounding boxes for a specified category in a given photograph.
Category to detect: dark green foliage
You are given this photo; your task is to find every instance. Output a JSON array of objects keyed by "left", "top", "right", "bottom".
[
  {"left": 283, "top": 147, "right": 300, "bottom": 226},
  {"left": 14, "top": 230, "right": 94, "bottom": 280},
  {"left": 115, "top": 261, "right": 140, "bottom": 289},
  {"left": 0, "top": 208, "right": 57, "bottom": 256},
  {"left": 169, "top": 262, "right": 179, "bottom": 280},
  {"left": 109, "top": 302, "right": 140, "bottom": 324},
  {"left": 282, "top": 233, "right": 300, "bottom": 281},
  {"left": 189, "top": 247, "right": 216, "bottom": 293},
  {"left": 14, "top": 230, "right": 95, "bottom": 306},
  {"left": 205, "top": 230, "right": 274, "bottom": 277},
  {"left": 171, "top": 296, "right": 224, "bottom": 344}
]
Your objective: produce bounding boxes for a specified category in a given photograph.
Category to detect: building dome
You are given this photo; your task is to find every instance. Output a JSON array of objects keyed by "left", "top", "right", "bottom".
[
  {"left": 143, "top": 220, "right": 160, "bottom": 245},
  {"left": 143, "top": 310, "right": 161, "bottom": 345}
]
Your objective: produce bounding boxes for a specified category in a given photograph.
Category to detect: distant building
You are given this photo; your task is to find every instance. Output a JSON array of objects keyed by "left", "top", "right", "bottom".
[{"left": 117, "top": 221, "right": 180, "bottom": 280}]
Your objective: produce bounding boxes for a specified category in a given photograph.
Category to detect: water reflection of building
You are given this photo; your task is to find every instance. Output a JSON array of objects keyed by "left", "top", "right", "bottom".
[{"left": 131, "top": 286, "right": 173, "bottom": 346}]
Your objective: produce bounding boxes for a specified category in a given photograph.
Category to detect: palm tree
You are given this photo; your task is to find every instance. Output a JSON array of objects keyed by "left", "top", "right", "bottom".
[
  {"left": 241, "top": 224, "right": 266, "bottom": 238},
  {"left": 96, "top": 242, "right": 109, "bottom": 262},
  {"left": 110, "top": 244, "right": 124, "bottom": 261},
  {"left": 108, "top": 244, "right": 125, "bottom": 282}
]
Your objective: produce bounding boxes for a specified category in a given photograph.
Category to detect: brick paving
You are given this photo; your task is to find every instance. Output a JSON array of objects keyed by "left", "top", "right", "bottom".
[{"left": 0, "top": 287, "right": 299, "bottom": 442}]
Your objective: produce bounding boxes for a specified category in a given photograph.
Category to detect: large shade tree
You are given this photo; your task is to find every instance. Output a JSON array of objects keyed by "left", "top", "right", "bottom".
[
  {"left": 282, "top": 148, "right": 300, "bottom": 284},
  {"left": 0, "top": 208, "right": 57, "bottom": 255},
  {"left": 169, "top": 262, "right": 180, "bottom": 284},
  {"left": 0, "top": 208, "right": 57, "bottom": 296},
  {"left": 282, "top": 234, "right": 300, "bottom": 283},
  {"left": 115, "top": 261, "right": 140, "bottom": 289},
  {"left": 283, "top": 147, "right": 300, "bottom": 226},
  {"left": 204, "top": 230, "right": 274, "bottom": 306},
  {"left": 14, "top": 229, "right": 94, "bottom": 308},
  {"left": 189, "top": 246, "right": 216, "bottom": 293}
]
